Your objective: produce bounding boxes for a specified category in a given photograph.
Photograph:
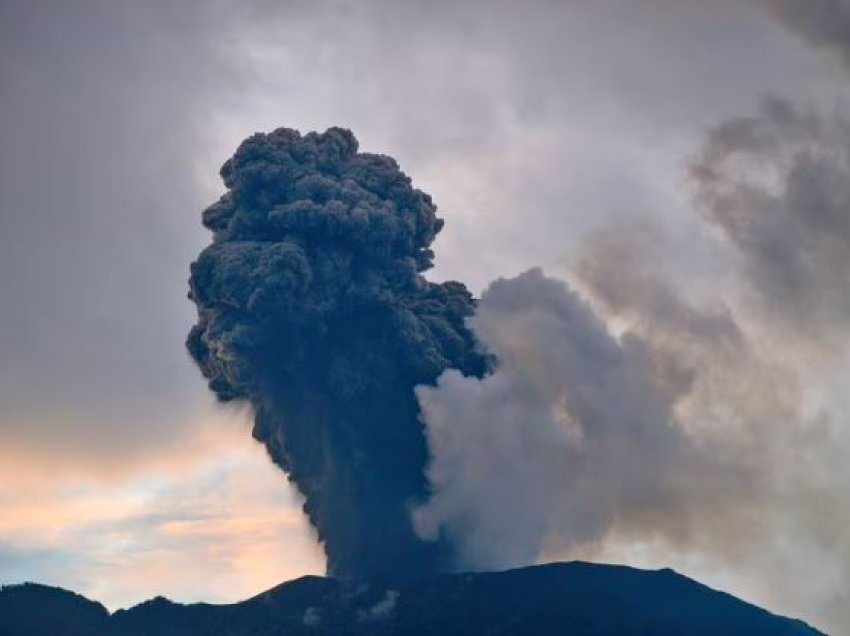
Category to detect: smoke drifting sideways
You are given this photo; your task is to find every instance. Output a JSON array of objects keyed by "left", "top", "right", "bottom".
[
  {"left": 413, "top": 268, "right": 747, "bottom": 570},
  {"left": 692, "top": 97, "right": 850, "bottom": 342},
  {"left": 187, "top": 127, "right": 487, "bottom": 580}
]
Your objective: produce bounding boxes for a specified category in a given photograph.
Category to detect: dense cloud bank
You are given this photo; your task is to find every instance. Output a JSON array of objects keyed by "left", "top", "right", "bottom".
[{"left": 187, "top": 127, "right": 487, "bottom": 579}]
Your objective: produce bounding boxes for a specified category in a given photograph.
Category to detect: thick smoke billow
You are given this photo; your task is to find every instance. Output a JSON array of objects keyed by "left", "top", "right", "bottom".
[
  {"left": 413, "top": 268, "right": 744, "bottom": 570},
  {"left": 691, "top": 97, "right": 850, "bottom": 341},
  {"left": 411, "top": 230, "right": 847, "bottom": 629},
  {"left": 187, "top": 127, "right": 487, "bottom": 579}
]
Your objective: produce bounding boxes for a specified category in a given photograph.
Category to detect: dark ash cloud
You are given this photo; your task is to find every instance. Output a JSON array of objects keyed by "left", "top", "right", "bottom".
[{"left": 187, "top": 127, "right": 488, "bottom": 579}]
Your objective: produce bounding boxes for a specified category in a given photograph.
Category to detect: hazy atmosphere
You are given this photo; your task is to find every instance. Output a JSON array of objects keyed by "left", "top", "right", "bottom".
[{"left": 2, "top": 1, "right": 849, "bottom": 633}]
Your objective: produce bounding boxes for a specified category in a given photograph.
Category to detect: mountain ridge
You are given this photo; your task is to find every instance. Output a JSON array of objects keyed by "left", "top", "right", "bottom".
[{"left": 0, "top": 561, "right": 826, "bottom": 635}]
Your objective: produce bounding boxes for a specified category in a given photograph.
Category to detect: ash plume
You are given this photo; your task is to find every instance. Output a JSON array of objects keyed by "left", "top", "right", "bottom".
[
  {"left": 691, "top": 97, "right": 850, "bottom": 343},
  {"left": 412, "top": 268, "right": 747, "bottom": 570},
  {"left": 186, "top": 127, "right": 487, "bottom": 579},
  {"left": 573, "top": 221, "right": 850, "bottom": 631}
]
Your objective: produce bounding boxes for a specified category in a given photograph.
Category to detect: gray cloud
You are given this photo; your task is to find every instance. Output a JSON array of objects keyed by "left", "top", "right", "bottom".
[
  {"left": 414, "top": 269, "right": 747, "bottom": 570},
  {"left": 765, "top": 0, "right": 850, "bottom": 66},
  {"left": 573, "top": 219, "right": 850, "bottom": 632},
  {"left": 691, "top": 97, "right": 850, "bottom": 343},
  {"left": 0, "top": 0, "right": 231, "bottom": 462}
]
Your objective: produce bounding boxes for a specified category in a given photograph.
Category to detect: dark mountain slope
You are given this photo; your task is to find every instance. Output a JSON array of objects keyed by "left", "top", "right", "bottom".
[
  {"left": 0, "top": 582, "right": 108, "bottom": 636},
  {"left": 0, "top": 561, "right": 826, "bottom": 635}
]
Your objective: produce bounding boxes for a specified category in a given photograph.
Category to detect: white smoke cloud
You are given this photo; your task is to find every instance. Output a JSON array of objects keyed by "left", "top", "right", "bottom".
[
  {"left": 413, "top": 269, "right": 745, "bottom": 570},
  {"left": 414, "top": 253, "right": 850, "bottom": 631}
]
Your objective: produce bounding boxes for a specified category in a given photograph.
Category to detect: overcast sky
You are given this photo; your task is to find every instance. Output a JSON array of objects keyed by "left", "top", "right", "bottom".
[{"left": 1, "top": 1, "right": 849, "bottom": 632}]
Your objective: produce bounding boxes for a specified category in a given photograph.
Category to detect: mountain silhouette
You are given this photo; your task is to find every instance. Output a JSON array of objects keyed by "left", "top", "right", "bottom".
[{"left": 0, "top": 561, "right": 825, "bottom": 635}]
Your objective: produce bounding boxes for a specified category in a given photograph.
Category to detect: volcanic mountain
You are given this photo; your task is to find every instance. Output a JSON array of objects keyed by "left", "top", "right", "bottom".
[{"left": 0, "top": 561, "right": 825, "bottom": 635}]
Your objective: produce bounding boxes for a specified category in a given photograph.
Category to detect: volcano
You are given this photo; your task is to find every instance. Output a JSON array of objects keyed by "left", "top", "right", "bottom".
[{"left": 0, "top": 561, "right": 824, "bottom": 635}]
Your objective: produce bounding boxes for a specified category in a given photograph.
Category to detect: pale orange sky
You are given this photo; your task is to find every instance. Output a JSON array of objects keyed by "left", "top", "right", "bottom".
[{"left": 0, "top": 407, "right": 324, "bottom": 609}]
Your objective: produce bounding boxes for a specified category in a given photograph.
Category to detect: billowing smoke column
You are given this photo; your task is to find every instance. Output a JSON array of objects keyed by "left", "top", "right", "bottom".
[{"left": 186, "top": 127, "right": 487, "bottom": 579}]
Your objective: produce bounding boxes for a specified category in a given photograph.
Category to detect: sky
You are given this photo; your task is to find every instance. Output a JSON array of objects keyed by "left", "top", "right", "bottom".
[{"left": 1, "top": 0, "right": 849, "bottom": 632}]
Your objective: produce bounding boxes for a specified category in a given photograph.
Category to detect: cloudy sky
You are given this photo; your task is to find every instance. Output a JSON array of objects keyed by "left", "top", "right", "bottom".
[{"left": 2, "top": 0, "right": 849, "bottom": 632}]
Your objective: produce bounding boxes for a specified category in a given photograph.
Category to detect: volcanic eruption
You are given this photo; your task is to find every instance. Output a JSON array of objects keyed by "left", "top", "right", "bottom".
[{"left": 186, "top": 127, "right": 488, "bottom": 579}]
